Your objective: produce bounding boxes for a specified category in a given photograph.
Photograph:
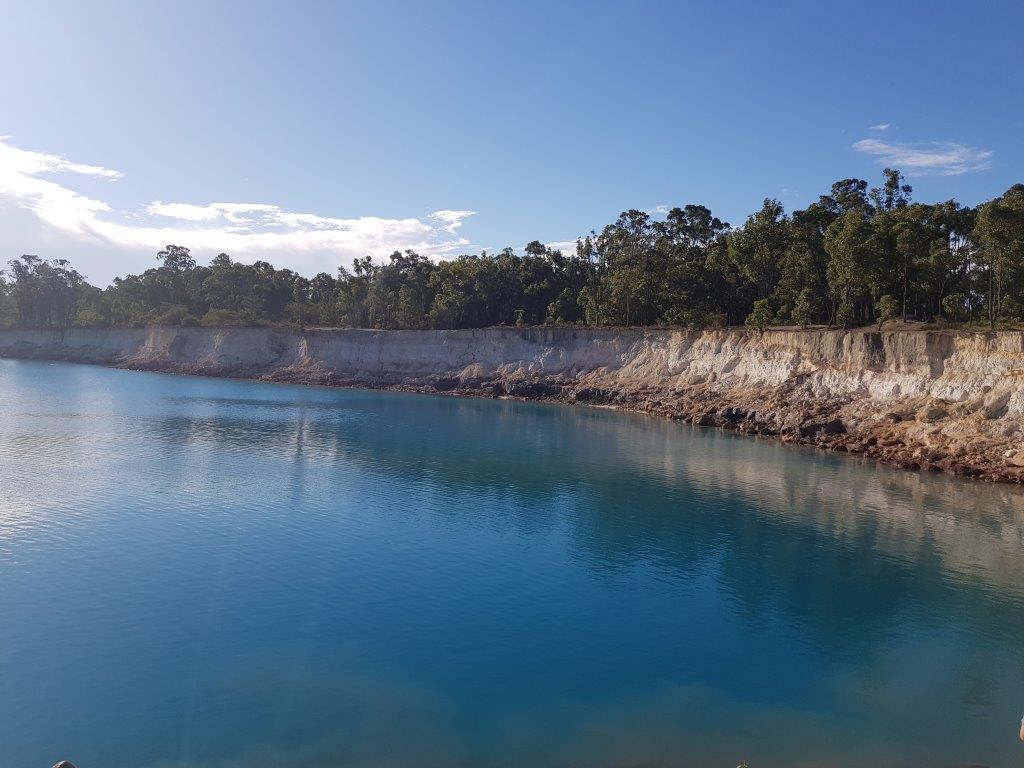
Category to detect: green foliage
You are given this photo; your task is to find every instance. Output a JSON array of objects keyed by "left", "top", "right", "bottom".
[
  {"left": 200, "top": 308, "right": 253, "bottom": 327},
  {"left": 941, "top": 293, "right": 968, "bottom": 322},
  {"left": 74, "top": 306, "right": 109, "bottom": 327},
  {"left": 835, "top": 299, "right": 854, "bottom": 328},
  {"left": 825, "top": 210, "right": 879, "bottom": 325},
  {"left": 729, "top": 199, "right": 788, "bottom": 300},
  {"left": 3, "top": 171, "right": 1021, "bottom": 333},
  {"left": 745, "top": 299, "right": 772, "bottom": 334},
  {"left": 973, "top": 185, "right": 1024, "bottom": 328},
  {"left": 5, "top": 255, "right": 85, "bottom": 329},
  {"left": 154, "top": 305, "right": 198, "bottom": 327},
  {"left": 999, "top": 295, "right": 1022, "bottom": 321},
  {"left": 791, "top": 287, "right": 814, "bottom": 328},
  {"left": 546, "top": 288, "right": 580, "bottom": 325},
  {"left": 876, "top": 295, "right": 898, "bottom": 329}
]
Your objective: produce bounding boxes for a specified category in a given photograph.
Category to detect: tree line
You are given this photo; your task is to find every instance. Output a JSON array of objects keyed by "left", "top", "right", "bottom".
[{"left": 2, "top": 169, "right": 1023, "bottom": 332}]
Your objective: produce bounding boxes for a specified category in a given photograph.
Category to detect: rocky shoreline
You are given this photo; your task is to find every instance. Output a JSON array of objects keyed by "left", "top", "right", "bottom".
[
  {"left": 277, "top": 372, "right": 1021, "bottom": 484},
  {"left": 2, "top": 325, "right": 1023, "bottom": 484}
]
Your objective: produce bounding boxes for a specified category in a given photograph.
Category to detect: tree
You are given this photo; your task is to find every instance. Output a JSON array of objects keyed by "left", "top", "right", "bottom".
[
  {"left": 729, "top": 199, "right": 788, "bottom": 300},
  {"left": 820, "top": 178, "right": 872, "bottom": 216},
  {"left": 157, "top": 244, "right": 196, "bottom": 272},
  {"left": 6, "top": 255, "right": 85, "bottom": 329},
  {"left": 835, "top": 298, "right": 854, "bottom": 329},
  {"left": 524, "top": 240, "right": 547, "bottom": 258},
  {"left": 547, "top": 287, "right": 581, "bottom": 324},
  {"left": 825, "top": 210, "right": 879, "bottom": 325},
  {"left": 942, "top": 293, "right": 967, "bottom": 322},
  {"left": 876, "top": 295, "right": 898, "bottom": 330},
  {"left": 288, "top": 276, "right": 311, "bottom": 329},
  {"left": 792, "top": 287, "right": 814, "bottom": 329},
  {"left": 658, "top": 204, "right": 731, "bottom": 326},
  {"left": 870, "top": 168, "right": 912, "bottom": 213},
  {"left": 745, "top": 299, "right": 772, "bottom": 334},
  {"left": 595, "top": 210, "right": 661, "bottom": 325},
  {"left": 974, "top": 185, "right": 1024, "bottom": 328},
  {"left": 4, "top": 168, "right": 1021, "bottom": 334},
  {"left": 921, "top": 201, "right": 975, "bottom": 322}
]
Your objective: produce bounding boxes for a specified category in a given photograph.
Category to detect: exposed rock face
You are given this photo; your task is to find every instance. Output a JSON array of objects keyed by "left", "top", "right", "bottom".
[{"left": 2, "top": 326, "right": 1023, "bottom": 483}]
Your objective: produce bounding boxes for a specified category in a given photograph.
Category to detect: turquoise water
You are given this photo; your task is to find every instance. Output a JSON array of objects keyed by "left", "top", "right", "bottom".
[{"left": 2, "top": 360, "right": 1024, "bottom": 767}]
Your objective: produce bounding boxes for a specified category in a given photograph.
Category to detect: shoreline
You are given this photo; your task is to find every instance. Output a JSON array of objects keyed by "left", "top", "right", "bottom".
[{"left": 2, "top": 325, "right": 1023, "bottom": 485}]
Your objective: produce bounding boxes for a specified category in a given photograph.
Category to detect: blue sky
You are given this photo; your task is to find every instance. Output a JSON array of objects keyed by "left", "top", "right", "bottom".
[{"left": 1, "top": 0, "right": 1022, "bottom": 284}]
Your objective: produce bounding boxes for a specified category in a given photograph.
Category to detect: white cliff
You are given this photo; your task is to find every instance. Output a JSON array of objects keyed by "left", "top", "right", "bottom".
[{"left": 1, "top": 326, "right": 1022, "bottom": 482}]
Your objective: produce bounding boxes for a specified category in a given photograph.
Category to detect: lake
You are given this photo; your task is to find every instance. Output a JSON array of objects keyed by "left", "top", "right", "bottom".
[{"left": 2, "top": 358, "right": 1023, "bottom": 767}]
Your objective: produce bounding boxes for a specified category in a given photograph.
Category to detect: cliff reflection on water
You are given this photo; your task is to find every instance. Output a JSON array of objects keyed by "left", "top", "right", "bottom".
[
  {"left": 1, "top": 358, "right": 1023, "bottom": 768},
  {"left": 164, "top": 384, "right": 1024, "bottom": 604}
]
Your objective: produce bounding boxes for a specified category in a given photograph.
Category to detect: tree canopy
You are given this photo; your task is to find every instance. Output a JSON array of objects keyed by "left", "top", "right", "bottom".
[{"left": 2, "top": 170, "right": 1022, "bottom": 332}]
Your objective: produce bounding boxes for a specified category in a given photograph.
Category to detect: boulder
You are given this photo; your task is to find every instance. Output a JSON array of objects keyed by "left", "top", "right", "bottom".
[
  {"left": 502, "top": 381, "right": 563, "bottom": 398},
  {"left": 719, "top": 406, "right": 749, "bottom": 423},
  {"left": 798, "top": 418, "right": 846, "bottom": 438},
  {"left": 981, "top": 391, "right": 1010, "bottom": 419},
  {"left": 916, "top": 400, "right": 949, "bottom": 423}
]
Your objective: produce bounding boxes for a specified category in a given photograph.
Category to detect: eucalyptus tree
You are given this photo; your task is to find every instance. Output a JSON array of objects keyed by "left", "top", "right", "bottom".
[
  {"left": 870, "top": 168, "right": 913, "bottom": 213},
  {"left": 6, "top": 168, "right": 1022, "bottom": 332},
  {"left": 657, "top": 204, "right": 730, "bottom": 326},
  {"left": 595, "top": 209, "right": 661, "bottom": 326},
  {"left": 6, "top": 255, "right": 85, "bottom": 329},
  {"left": 728, "top": 198, "right": 788, "bottom": 302},
  {"left": 973, "top": 185, "right": 1024, "bottom": 326},
  {"left": 825, "top": 210, "right": 879, "bottom": 325},
  {"left": 774, "top": 205, "right": 831, "bottom": 324}
]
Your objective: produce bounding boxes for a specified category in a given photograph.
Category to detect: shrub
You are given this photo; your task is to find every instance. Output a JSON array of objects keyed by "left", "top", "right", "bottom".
[
  {"left": 745, "top": 299, "right": 772, "bottom": 334},
  {"left": 835, "top": 299, "right": 853, "bottom": 329},
  {"left": 941, "top": 293, "right": 967, "bottom": 322},
  {"left": 792, "top": 288, "right": 814, "bottom": 329},
  {"left": 200, "top": 308, "right": 250, "bottom": 327},
  {"left": 875, "top": 295, "right": 898, "bottom": 330},
  {"left": 155, "top": 305, "right": 198, "bottom": 327},
  {"left": 75, "top": 306, "right": 109, "bottom": 327}
]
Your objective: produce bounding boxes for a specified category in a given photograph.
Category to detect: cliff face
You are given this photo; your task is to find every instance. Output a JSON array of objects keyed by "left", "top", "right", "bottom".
[{"left": 2, "top": 326, "right": 1023, "bottom": 482}]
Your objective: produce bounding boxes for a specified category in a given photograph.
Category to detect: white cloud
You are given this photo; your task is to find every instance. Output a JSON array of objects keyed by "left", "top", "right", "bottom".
[
  {"left": 545, "top": 239, "right": 582, "bottom": 255},
  {"left": 852, "top": 137, "right": 993, "bottom": 176},
  {"left": 868, "top": 123, "right": 891, "bottom": 132},
  {"left": 429, "top": 209, "right": 475, "bottom": 235},
  {"left": 147, "top": 202, "right": 224, "bottom": 221},
  {"left": 0, "top": 136, "right": 124, "bottom": 181},
  {"left": 0, "top": 137, "right": 476, "bottom": 280}
]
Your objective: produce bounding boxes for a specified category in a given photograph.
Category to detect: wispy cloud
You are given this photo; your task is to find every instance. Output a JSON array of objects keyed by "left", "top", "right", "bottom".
[
  {"left": 0, "top": 137, "right": 475, "bottom": 275},
  {"left": 429, "top": 209, "right": 476, "bottom": 235},
  {"left": 868, "top": 123, "right": 890, "bottom": 132},
  {"left": 852, "top": 137, "right": 993, "bottom": 176},
  {"left": 0, "top": 135, "right": 124, "bottom": 180}
]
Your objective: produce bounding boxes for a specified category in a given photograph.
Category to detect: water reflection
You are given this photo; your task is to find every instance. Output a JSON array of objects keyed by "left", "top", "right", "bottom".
[
  {"left": 1, "top": 358, "right": 1023, "bottom": 767},
  {"left": 137, "top": 387, "right": 1024, "bottom": 638}
]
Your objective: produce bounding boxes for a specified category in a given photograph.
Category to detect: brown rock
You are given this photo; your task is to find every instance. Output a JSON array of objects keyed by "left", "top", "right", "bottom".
[{"left": 917, "top": 401, "right": 949, "bottom": 422}]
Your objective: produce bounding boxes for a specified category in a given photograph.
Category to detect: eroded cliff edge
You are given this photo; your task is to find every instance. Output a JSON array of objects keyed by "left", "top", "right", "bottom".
[{"left": 2, "top": 326, "right": 1023, "bottom": 482}]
